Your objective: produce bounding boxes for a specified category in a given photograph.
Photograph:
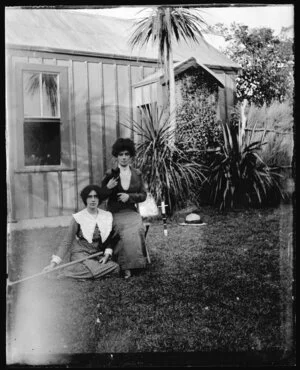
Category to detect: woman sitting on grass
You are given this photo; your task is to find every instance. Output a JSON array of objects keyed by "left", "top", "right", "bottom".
[
  {"left": 43, "top": 185, "right": 120, "bottom": 279},
  {"left": 101, "top": 138, "right": 148, "bottom": 279}
]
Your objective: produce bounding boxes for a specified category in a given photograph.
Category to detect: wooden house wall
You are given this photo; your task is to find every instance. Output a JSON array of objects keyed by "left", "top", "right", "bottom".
[
  {"left": 212, "top": 70, "right": 237, "bottom": 122},
  {"left": 6, "top": 48, "right": 157, "bottom": 221}
]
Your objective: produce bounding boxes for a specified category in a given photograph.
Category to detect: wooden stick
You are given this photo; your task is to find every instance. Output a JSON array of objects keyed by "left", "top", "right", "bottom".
[
  {"left": 7, "top": 250, "right": 106, "bottom": 287},
  {"left": 8, "top": 223, "right": 154, "bottom": 287}
]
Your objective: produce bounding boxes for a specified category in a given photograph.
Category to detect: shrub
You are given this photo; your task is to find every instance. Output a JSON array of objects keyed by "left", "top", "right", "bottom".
[
  {"left": 122, "top": 105, "right": 207, "bottom": 214},
  {"left": 176, "top": 99, "right": 223, "bottom": 163},
  {"left": 204, "top": 120, "right": 285, "bottom": 210},
  {"left": 175, "top": 68, "right": 223, "bottom": 164},
  {"left": 246, "top": 100, "right": 293, "bottom": 131},
  {"left": 245, "top": 100, "right": 293, "bottom": 169}
]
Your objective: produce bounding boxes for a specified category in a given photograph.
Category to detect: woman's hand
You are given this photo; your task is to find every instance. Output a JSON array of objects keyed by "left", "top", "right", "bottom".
[
  {"left": 43, "top": 261, "right": 57, "bottom": 272},
  {"left": 99, "top": 254, "right": 109, "bottom": 264},
  {"left": 118, "top": 193, "right": 129, "bottom": 203},
  {"left": 107, "top": 177, "right": 119, "bottom": 189}
]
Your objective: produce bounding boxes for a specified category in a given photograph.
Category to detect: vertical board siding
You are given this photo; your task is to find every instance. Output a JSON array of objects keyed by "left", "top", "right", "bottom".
[
  {"left": 62, "top": 171, "right": 76, "bottom": 215},
  {"left": 217, "top": 86, "right": 226, "bottom": 122},
  {"left": 58, "top": 171, "right": 63, "bottom": 215},
  {"left": 88, "top": 62, "right": 103, "bottom": 185},
  {"left": 43, "top": 172, "right": 49, "bottom": 217},
  {"left": 117, "top": 64, "right": 131, "bottom": 138},
  {"left": 73, "top": 60, "right": 90, "bottom": 193},
  {"left": 222, "top": 72, "right": 228, "bottom": 121},
  {"left": 99, "top": 63, "right": 107, "bottom": 174},
  {"left": 47, "top": 172, "right": 60, "bottom": 217},
  {"left": 86, "top": 62, "right": 93, "bottom": 184},
  {"left": 114, "top": 64, "right": 120, "bottom": 138},
  {"left": 8, "top": 51, "right": 162, "bottom": 221},
  {"left": 10, "top": 56, "right": 28, "bottom": 220},
  {"left": 31, "top": 172, "right": 45, "bottom": 218},
  {"left": 28, "top": 174, "right": 33, "bottom": 218},
  {"left": 224, "top": 73, "right": 235, "bottom": 119},
  {"left": 14, "top": 174, "right": 30, "bottom": 220},
  {"left": 213, "top": 71, "right": 226, "bottom": 122},
  {"left": 103, "top": 63, "right": 117, "bottom": 170},
  {"left": 130, "top": 66, "right": 143, "bottom": 145},
  {"left": 6, "top": 54, "right": 16, "bottom": 221},
  {"left": 12, "top": 56, "right": 28, "bottom": 170},
  {"left": 57, "top": 59, "right": 78, "bottom": 210},
  {"left": 128, "top": 65, "right": 134, "bottom": 141}
]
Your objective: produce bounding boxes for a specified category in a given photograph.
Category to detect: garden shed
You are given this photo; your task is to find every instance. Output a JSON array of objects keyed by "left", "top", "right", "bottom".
[
  {"left": 5, "top": 8, "right": 241, "bottom": 224},
  {"left": 133, "top": 56, "right": 236, "bottom": 122}
]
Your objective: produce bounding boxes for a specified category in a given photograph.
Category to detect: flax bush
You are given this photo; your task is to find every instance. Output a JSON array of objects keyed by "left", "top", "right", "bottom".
[
  {"left": 204, "top": 120, "right": 286, "bottom": 209},
  {"left": 122, "top": 105, "right": 207, "bottom": 214}
]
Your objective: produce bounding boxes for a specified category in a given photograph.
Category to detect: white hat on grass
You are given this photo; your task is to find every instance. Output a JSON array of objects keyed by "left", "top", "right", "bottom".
[{"left": 185, "top": 213, "right": 204, "bottom": 225}]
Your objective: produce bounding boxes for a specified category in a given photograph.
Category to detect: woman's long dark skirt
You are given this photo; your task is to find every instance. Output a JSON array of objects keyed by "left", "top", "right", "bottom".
[{"left": 112, "top": 210, "right": 147, "bottom": 271}]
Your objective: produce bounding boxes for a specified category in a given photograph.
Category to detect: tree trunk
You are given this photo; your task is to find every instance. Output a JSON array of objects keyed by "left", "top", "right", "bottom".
[{"left": 168, "top": 46, "right": 176, "bottom": 146}]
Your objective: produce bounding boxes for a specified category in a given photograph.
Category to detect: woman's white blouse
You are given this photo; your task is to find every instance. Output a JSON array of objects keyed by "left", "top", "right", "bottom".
[
  {"left": 51, "top": 208, "right": 113, "bottom": 265},
  {"left": 73, "top": 208, "right": 113, "bottom": 244}
]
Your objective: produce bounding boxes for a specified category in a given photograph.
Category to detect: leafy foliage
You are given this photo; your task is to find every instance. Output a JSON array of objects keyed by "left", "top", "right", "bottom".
[
  {"left": 175, "top": 68, "right": 223, "bottom": 163},
  {"left": 213, "top": 23, "right": 294, "bottom": 106},
  {"left": 205, "top": 120, "right": 285, "bottom": 209},
  {"left": 129, "top": 7, "right": 207, "bottom": 66},
  {"left": 122, "top": 104, "right": 207, "bottom": 214}
]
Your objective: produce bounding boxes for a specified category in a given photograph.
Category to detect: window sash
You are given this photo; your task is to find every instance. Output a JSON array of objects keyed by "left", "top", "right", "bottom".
[
  {"left": 15, "top": 62, "right": 71, "bottom": 170},
  {"left": 23, "top": 71, "right": 61, "bottom": 119}
]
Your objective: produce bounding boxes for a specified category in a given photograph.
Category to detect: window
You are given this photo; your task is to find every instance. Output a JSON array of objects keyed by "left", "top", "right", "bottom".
[
  {"left": 23, "top": 71, "right": 61, "bottom": 166},
  {"left": 16, "top": 63, "right": 71, "bottom": 169}
]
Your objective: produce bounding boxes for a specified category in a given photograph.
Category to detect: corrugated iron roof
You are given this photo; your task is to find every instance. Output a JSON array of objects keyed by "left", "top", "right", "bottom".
[{"left": 5, "top": 8, "right": 240, "bottom": 69}]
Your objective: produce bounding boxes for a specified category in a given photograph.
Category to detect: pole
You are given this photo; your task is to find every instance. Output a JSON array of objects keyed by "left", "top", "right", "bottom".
[
  {"left": 7, "top": 250, "right": 106, "bottom": 287},
  {"left": 159, "top": 201, "right": 168, "bottom": 237}
]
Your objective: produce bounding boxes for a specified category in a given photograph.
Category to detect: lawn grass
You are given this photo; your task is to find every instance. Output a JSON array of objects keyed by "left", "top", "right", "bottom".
[{"left": 6, "top": 204, "right": 294, "bottom": 366}]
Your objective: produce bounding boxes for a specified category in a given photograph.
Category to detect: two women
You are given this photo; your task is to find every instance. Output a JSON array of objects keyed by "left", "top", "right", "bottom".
[{"left": 44, "top": 138, "right": 147, "bottom": 281}]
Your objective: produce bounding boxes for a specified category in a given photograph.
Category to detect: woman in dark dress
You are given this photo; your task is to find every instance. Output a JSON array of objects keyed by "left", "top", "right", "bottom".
[
  {"left": 43, "top": 185, "right": 120, "bottom": 279},
  {"left": 101, "top": 138, "right": 148, "bottom": 279}
]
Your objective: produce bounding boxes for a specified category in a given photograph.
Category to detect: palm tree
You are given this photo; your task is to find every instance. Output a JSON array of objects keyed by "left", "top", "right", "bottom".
[{"left": 129, "top": 6, "right": 207, "bottom": 135}]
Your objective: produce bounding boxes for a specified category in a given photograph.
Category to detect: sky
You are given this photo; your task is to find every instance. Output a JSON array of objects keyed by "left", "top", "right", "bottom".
[{"left": 74, "top": 4, "right": 294, "bottom": 35}]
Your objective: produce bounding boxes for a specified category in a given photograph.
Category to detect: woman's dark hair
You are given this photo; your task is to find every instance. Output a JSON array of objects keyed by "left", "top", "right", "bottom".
[
  {"left": 112, "top": 138, "right": 136, "bottom": 157},
  {"left": 80, "top": 184, "right": 103, "bottom": 206}
]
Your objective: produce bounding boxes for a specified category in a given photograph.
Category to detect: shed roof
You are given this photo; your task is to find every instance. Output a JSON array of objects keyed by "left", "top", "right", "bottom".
[
  {"left": 133, "top": 57, "right": 226, "bottom": 88},
  {"left": 5, "top": 8, "right": 240, "bottom": 70}
]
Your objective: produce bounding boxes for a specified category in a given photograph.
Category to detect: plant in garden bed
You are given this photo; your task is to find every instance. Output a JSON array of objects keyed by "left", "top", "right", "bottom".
[
  {"left": 245, "top": 100, "right": 293, "bottom": 169},
  {"left": 175, "top": 68, "right": 223, "bottom": 164},
  {"left": 122, "top": 104, "right": 207, "bottom": 215},
  {"left": 205, "top": 119, "right": 286, "bottom": 209}
]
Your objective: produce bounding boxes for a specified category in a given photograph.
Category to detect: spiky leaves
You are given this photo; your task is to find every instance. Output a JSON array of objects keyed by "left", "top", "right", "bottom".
[
  {"left": 129, "top": 7, "right": 207, "bottom": 132},
  {"left": 207, "top": 121, "right": 285, "bottom": 209},
  {"left": 122, "top": 104, "right": 207, "bottom": 214}
]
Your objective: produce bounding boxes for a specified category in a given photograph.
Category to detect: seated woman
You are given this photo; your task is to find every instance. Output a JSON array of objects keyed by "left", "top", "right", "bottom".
[
  {"left": 101, "top": 138, "right": 148, "bottom": 279},
  {"left": 43, "top": 184, "right": 120, "bottom": 279}
]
